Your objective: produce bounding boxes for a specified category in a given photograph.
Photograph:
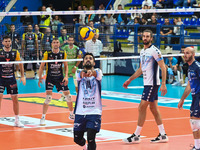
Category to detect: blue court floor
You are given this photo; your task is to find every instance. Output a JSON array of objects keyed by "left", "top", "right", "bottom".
[{"left": 12, "top": 75, "right": 192, "bottom": 110}]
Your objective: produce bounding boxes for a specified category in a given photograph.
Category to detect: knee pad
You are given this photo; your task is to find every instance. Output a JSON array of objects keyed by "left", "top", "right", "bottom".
[
  {"left": 44, "top": 95, "right": 52, "bottom": 104},
  {"left": 64, "top": 94, "right": 72, "bottom": 102},
  {"left": 190, "top": 119, "right": 200, "bottom": 132}
]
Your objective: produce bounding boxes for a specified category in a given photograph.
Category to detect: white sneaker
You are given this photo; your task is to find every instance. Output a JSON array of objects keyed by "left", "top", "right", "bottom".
[
  {"left": 182, "top": 83, "right": 187, "bottom": 87},
  {"left": 16, "top": 72, "right": 21, "bottom": 78},
  {"left": 69, "top": 114, "right": 75, "bottom": 120},
  {"left": 58, "top": 95, "right": 65, "bottom": 101},
  {"left": 172, "top": 81, "right": 181, "bottom": 86},
  {"left": 122, "top": 133, "right": 141, "bottom": 144},
  {"left": 34, "top": 74, "right": 39, "bottom": 79},
  {"left": 14, "top": 120, "right": 24, "bottom": 128},
  {"left": 40, "top": 118, "right": 46, "bottom": 126},
  {"left": 151, "top": 133, "right": 168, "bottom": 143}
]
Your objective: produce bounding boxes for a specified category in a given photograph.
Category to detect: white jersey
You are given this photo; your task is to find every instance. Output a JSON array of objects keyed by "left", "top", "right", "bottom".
[
  {"left": 140, "top": 45, "right": 163, "bottom": 86},
  {"left": 74, "top": 68, "right": 103, "bottom": 115}
]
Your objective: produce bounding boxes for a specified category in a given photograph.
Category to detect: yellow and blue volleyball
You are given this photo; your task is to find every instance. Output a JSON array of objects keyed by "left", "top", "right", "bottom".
[{"left": 80, "top": 26, "right": 94, "bottom": 40}]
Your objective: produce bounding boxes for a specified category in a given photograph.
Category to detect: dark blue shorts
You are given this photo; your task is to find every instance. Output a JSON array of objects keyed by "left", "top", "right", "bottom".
[
  {"left": 45, "top": 76, "right": 69, "bottom": 92},
  {"left": 0, "top": 77, "right": 18, "bottom": 94},
  {"left": 74, "top": 115, "right": 101, "bottom": 132},
  {"left": 141, "top": 85, "right": 160, "bottom": 102},
  {"left": 190, "top": 93, "right": 200, "bottom": 118}
]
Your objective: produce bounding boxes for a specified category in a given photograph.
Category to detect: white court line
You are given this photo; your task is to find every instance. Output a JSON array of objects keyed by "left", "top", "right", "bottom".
[
  {"left": 14, "top": 134, "right": 193, "bottom": 150},
  {"left": 0, "top": 116, "right": 190, "bottom": 133}
]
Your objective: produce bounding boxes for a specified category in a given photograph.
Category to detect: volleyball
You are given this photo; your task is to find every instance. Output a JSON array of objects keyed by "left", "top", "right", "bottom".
[{"left": 80, "top": 26, "right": 94, "bottom": 40}]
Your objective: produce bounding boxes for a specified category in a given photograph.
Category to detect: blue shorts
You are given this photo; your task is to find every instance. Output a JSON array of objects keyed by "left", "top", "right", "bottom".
[
  {"left": 74, "top": 115, "right": 101, "bottom": 132},
  {"left": 141, "top": 85, "right": 160, "bottom": 102},
  {"left": 190, "top": 93, "right": 200, "bottom": 118},
  {"left": 0, "top": 77, "right": 18, "bottom": 94},
  {"left": 46, "top": 76, "right": 69, "bottom": 92}
]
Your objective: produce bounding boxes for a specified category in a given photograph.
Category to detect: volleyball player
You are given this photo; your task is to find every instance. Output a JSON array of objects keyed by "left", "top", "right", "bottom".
[
  {"left": 178, "top": 47, "right": 200, "bottom": 150},
  {"left": 0, "top": 35, "right": 26, "bottom": 127},
  {"left": 38, "top": 38, "right": 74, "bottom": 126},
  {"left": 122, "top": 29, "right": 168, "bottom": 143},
  {"left": 73, "top": 53, "right": 103, "bottom": 150}
]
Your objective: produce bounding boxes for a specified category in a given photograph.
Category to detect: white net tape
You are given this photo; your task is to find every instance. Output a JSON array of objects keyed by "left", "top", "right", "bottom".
[{"left": 0, "top": 8, "right": 200, "bottom": 16}]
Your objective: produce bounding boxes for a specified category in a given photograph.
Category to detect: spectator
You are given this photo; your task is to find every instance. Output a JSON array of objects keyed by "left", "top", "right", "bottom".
[
  {"left": 51, "top": 15, "right": 63, "bottom": 35},
  {"left": 127, "top": 18, "right": 140, "bottom": 44},
  {"left": 39, "top": 6, "right": 51, "bottom": 33},
  {"left": 78, "top": 5, "right": 86, "bottom": 25},
  {"left": 58, "top": 28, "right": 69, "bottom": 49},
  {"left": 155, "top": 0, "right": 164, "bottom": 8},
  {"left": 20, "top": 7, "right": 33, "bottom": 26},
  {"left": 99, "top": 17, "right": 107, "bottom": 47},
  {"left": 160, "top": 18, "right": 173, "bottom": 50},
  {"left": 93, "top": 9, "right": 104, "bottom": 24},
  {"left": 175, "top": 0, "right": 196, "bottom": 7},
  {"left": 46, "top": 4, "right": 54, "bottom": 23},
  {"left": 147, "top": 15, "right": 158, "bottom": 34},
  {"left": 165, "top": 53, "right": 178, "bottom": 84},
  {"left": 99, "top": 3, "right": 105, "bottom": 10},
  {"left": 161, "top": 0, "right": 174, "bottom": 8},
  {"left": 142, "top": 5, "right": 152, "bottom": 20},
  {"left": 42, "top": 27, "right": 55, "bottom": 52},
  {"left": 88, "top": 20, "right": 100, "bottom": 39},
  {"left": 85, "top": 33, "right": 103, "bottom": 68},
  {"left": 85, "top": 6, "right": 96, "bottom": 24},
  {"left": 82, "top": 5, "right": 87, "bottom": 10},
  {"left": 113, "top": 4, "right": 128, "bottom": 25},
  {"left": 142, "top": 0, "right": 153, "bottom": 9},
  {"left": 176, "top": 46, "right": 189, "bottom": 86},
  {"left": 128, "top": 6, "right": 142, "bottom": 26}
]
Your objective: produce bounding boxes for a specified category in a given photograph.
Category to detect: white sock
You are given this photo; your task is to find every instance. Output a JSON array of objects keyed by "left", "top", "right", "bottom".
[
  {"left": 134, "top": 126, "right": 142, "bottom": 136},
  {"left": 195, "top": 139, "right": 200, "bottom": 149},
  {"left": 15, "top": 115, "right": 19, "bottom": 121},
  {"left": 42, "top": 114, "right": 46, "bottom": 119},
  {"left": 70, "top": 111, "right": 73, "bottom": 115},
  {"left": 158, "top": 124, "right": 166, "bottom": 135},
  {"left": 82, "top": 144, "right": 87, "bottom": 150}
]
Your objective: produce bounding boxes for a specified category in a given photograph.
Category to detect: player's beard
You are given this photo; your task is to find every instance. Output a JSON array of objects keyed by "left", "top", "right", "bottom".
[
  {"left": 83, "top": 62, "right": 94, "bottom": 69},
  {"left": 185, "top": 55, "right": 193, "bottom": 63},
  {"left": 143, "top": 39, "right": 151, "bottom": 45}
]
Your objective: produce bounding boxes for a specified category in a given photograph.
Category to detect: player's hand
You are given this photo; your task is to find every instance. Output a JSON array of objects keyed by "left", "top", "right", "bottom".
[
  {"left": 123, "top": 79, "right": 131, "bottom": 89},
  {"left": 159, "top": 84, "right": 167, "bottom": 96},
  {"left": 38, "top": 78, "right": 43, "bottom": 88},
  {"left": 178, "top": 99, "right": 184, "bottom": 109},
  {"left": 62, "top": 77, "right": 68, "bottom": 86},
  {"left": 86, "top": 70, "right": 93, "bottom": 77},
  {"left": 72, "top": 67, "right": 76, "bottom": 74},
  {"left": 20, "top": 76, "right": 26, "bottom": 85}
]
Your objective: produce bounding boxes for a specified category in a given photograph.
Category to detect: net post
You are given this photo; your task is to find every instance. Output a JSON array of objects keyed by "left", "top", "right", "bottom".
[
  {"left": 180, "top": 24, "right": 185, "bottom": 48},
  {"left": 156, "top": 24, "right": 161, "bottom": 49},
  {"left": 113, "top": 23, "right": 117, "bottom": 47}
]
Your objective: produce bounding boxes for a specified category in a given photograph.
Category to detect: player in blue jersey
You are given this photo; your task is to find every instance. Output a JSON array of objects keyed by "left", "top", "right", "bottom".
[
  {"left": 73, "top": 53, "right": 103, "bottom": 150},
  {"left": 178, "top": 47, "right": 200, "bottom": 150},
  {"left": 122, "top": 29, "right": 168, "bottom": 144}
]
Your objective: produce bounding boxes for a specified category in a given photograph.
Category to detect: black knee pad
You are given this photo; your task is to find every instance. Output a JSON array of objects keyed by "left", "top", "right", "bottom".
[{"left": 74, "top": 131, "right": 86, "bottom": 146}]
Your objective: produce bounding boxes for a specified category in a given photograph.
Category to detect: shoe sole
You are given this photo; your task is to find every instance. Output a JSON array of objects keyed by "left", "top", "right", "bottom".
[
  {"left": 122, "top": 139, "right": 141, "bottom": 144},
  {"left": 68, "top": 117, "right": 74, "bottom": 120},
  {"left": 151, "top": 139, "right": 169, "bottom": 143}
]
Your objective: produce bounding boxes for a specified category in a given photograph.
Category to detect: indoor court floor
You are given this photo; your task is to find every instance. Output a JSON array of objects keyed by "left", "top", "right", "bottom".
[{"left": 0, "top": 75, "right": 194, "bottom": 150}]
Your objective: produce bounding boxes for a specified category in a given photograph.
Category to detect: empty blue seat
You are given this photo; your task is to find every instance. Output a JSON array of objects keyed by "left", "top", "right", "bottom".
[
  {"left": 190, "top": 18, "right": 197, "bottom": 26},
  {"left": 158, "top": 18, "right": 165, "bottom": 25},
  {"left": 183, "top": 18, "right": 190, "bottom": 25},
  {"left": 197, "top": 18, "right": 200, "bottom": 25}
]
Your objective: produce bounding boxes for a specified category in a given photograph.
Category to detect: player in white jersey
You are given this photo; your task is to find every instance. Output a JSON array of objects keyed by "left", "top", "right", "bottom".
[
  {"left": 122, "top": 29, "right": 168, "bottom": 144},
  {"left": 73, "top": 53, "right": 103, "bottom": 150}
]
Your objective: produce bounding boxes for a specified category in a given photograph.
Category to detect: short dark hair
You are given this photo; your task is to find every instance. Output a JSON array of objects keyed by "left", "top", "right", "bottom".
[
  {"left": 23, "top": 6, "right": 28, "bottom": 11},
  {"left": 83, "top": 52, "right": 95, "bottom": 61},
  {"left": 143, "top": 29, "right": 153, "bottom": 38},
  {"left": 68, "top": 36, "right": 74, "bottom": 40},
  {"left": 10, "top": 24, "right": 15, "bottom": 27},
  {"left": 3, "top": 35, "right": 11, "bottom": 40},
  {"left": 52, "top": 37, "right": 59, "bottom": 41}
]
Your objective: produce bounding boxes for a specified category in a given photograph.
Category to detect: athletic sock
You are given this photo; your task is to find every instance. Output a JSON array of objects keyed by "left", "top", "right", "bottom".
[
  {"left": 70, "top": 111, "right": 73, "bottom": 115},
  {"left": 195, "top": 139, "right": 200, "bottom": 149},
  {"left": 42, "top": 114, "right": 46, "bottom": 119},
  {"left": 15, "top": 115, "right": 19, "bottom": 121},
  {"left": 134, "top": 126, "right": 142, "bottom": 136},
  {"left": 158, "top": 124, "right": 166, "bottom": 135}
]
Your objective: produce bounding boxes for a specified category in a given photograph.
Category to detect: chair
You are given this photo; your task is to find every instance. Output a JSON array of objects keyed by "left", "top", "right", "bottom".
[{"left": 183, "top": 18, "right": 190, "bottom": 25}]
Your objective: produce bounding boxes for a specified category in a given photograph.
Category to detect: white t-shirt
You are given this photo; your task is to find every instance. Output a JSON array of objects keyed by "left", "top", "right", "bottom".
[
  {"left": 140, "top": 45, "right": 163, "bottom": 86},
  {"left": 85, "top": 40, "right": 103, "bottom": 57},
  {"left": 74, "top": 68, "right": 103, "bottom": 115}
]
